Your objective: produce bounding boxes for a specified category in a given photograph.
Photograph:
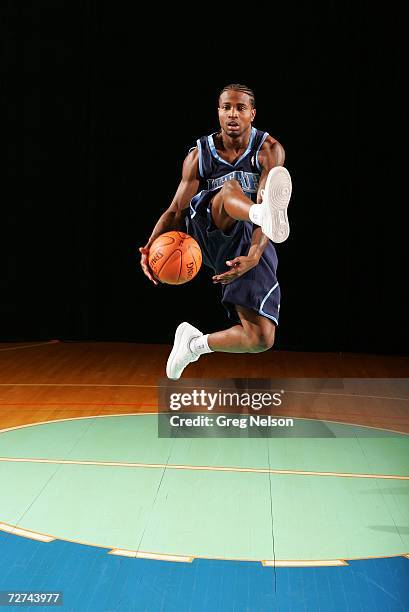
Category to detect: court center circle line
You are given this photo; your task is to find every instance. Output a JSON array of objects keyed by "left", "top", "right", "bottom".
[
  {"left": 0, "top": 412, "right": 408, "bottom": 437},
  {"left": 2, "top": 519, "right": 408, "bottom": 565}
]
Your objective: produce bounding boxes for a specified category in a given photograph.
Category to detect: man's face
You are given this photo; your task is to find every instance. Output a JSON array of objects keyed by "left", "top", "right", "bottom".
[{"left": 218, "top": 91, "right": 256, "bottom": 138}]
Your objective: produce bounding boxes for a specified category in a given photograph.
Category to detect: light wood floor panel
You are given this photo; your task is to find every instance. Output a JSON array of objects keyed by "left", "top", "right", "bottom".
[{"left": 0, "top": 342, "right": 408, "bottom": 431}]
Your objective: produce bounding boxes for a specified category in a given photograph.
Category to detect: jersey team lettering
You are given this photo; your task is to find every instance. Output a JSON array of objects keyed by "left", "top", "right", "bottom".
[{"left": 207, "top": 170, "right": 260, "bottom": 193}]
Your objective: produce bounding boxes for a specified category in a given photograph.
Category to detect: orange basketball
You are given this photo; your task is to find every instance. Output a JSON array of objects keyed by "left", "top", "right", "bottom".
[{"left": 148, "top": 231, "right": 202, "bottom": 285}]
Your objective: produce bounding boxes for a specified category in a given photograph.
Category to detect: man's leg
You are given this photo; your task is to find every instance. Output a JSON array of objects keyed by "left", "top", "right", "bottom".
[
  {"left": 211, "top": 179, "right": 255, "bottom": 232},
  {"left": 211, "top": 168, "right": 292, "bottom": 243},
  {"left": 206, "top": 305, "right": 275, "bottom": 353},
  {"left": 166, "top": 306, "right": 275, "bottom": 379}
]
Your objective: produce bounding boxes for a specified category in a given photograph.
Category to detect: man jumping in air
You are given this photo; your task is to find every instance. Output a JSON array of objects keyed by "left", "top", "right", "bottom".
[{"left": 140, "top": 84, "right": 292, "bottom": 379}]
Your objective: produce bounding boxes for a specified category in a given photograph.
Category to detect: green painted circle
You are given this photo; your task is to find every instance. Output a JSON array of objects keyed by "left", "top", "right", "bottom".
[{"left": 0, "top": 415, "right": 408, "bottom": 561}]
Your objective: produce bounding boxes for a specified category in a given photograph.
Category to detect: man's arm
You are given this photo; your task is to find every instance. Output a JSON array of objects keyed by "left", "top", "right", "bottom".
[
  {"left": 248, "top": 137, "right": 286, "bottom": 263},
  {"left": 139, "top": 149, "right": 200, "bottom": 284},
  {"left": 212, "top": 137, "right": 285, "bottom": 285},
  {"left": 256, "top": 136, "right": 285, "bottom": 200}
]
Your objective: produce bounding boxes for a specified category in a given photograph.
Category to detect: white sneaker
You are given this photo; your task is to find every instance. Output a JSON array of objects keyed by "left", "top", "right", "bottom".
[
  {"left": 260, "top": 166, "right": 292, "bottom": 243},
  {"left": 166, "top": 322, "right": 203, "bottom": 379}
]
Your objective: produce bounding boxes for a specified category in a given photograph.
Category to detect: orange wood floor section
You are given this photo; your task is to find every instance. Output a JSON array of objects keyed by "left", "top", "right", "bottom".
[{"left": 0, "top": 341, "right": 408, "bottom": 432}]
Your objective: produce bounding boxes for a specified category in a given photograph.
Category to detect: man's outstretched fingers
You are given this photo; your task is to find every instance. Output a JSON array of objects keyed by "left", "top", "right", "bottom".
[{"left": 212, "top": 255, "right": 258, "bottom": 284}]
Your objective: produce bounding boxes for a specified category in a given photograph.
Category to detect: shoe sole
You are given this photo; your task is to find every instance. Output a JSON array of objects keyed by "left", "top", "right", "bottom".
[
  {"left": 166, "top": 322, "right": 188, "bottom": 380},
  {"left": 262, "top": 167, "right": 292, "bottom": 243}
]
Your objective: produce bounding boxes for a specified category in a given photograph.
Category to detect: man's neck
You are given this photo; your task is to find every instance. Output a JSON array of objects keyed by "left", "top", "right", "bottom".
[{"left": 219, "top": 126, "right": 253, "bottom": 152}]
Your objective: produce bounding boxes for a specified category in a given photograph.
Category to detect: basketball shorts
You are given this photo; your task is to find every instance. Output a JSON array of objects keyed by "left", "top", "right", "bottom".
[{"left": 185, "top": 189, "right": 281, "bottom": 325}]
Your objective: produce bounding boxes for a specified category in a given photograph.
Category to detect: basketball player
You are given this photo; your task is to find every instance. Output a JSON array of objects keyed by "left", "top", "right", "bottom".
[{"left": 140, "top": 84, "right": 292, "bottom": 379}]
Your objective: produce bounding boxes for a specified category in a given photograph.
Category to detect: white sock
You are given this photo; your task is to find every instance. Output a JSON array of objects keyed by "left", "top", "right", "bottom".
[
  {"left": 190, "top": 334, "right": 213, "bottom": 355},
  {"left": 249, "top": 203, "right": 263, "bottom": 226}
]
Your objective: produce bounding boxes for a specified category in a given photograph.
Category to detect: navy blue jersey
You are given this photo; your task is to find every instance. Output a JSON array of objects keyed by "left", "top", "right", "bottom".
[
  {"left": 193, "top": 127, "right": 269, "bottom": 203},
  {"left": 184, "top": 126, "right": 281, "bottom": 325}
]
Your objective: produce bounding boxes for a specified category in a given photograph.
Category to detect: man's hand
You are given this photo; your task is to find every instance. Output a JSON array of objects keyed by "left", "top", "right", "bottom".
[
  {"left": 139, "top": 245, "right": 158, "bottom": 285},
  {"left": 212, "top": 255, "right": 259, "bottom": 285}
]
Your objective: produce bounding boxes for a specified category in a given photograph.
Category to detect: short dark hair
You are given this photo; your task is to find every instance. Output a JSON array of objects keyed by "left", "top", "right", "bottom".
[{"left": 219, "top": 84, "right": 256, "bottom": 108}]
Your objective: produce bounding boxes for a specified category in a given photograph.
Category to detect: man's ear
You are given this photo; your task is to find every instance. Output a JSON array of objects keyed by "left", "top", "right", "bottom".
[{"left": 251, "top": 108, "right": 256, "bottom": 122}]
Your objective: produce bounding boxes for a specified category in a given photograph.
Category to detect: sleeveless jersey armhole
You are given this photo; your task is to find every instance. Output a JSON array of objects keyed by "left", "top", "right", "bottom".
[
  {"left": 255, "top": 132, "right": 270, "bottom": 172},
  {"left": 196, "top": 138, "right": 204, "bottom": 178}
]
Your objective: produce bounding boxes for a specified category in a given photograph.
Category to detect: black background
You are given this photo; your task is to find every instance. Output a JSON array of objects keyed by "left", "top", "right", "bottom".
[{"left": 3, "top": 2, "right": 408, "bottom": 353}]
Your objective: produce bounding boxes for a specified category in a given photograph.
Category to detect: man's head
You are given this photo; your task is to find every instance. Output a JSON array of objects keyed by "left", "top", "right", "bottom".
[{"left": 218, "top": 84, "right": 256, "bottom": 138}]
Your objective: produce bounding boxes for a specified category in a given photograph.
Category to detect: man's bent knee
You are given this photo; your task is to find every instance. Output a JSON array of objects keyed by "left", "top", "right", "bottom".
[
  {"left": 220, "top": 179, "right": 242, "bottom": 194},
  {"left": 246, "top": 327, "right": 275, "bottom": 353}
]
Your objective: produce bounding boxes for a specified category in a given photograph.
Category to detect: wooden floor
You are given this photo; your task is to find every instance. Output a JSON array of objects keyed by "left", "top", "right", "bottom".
[{"left": 0, "top": 340, "right": 408, "bottom": 432}]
